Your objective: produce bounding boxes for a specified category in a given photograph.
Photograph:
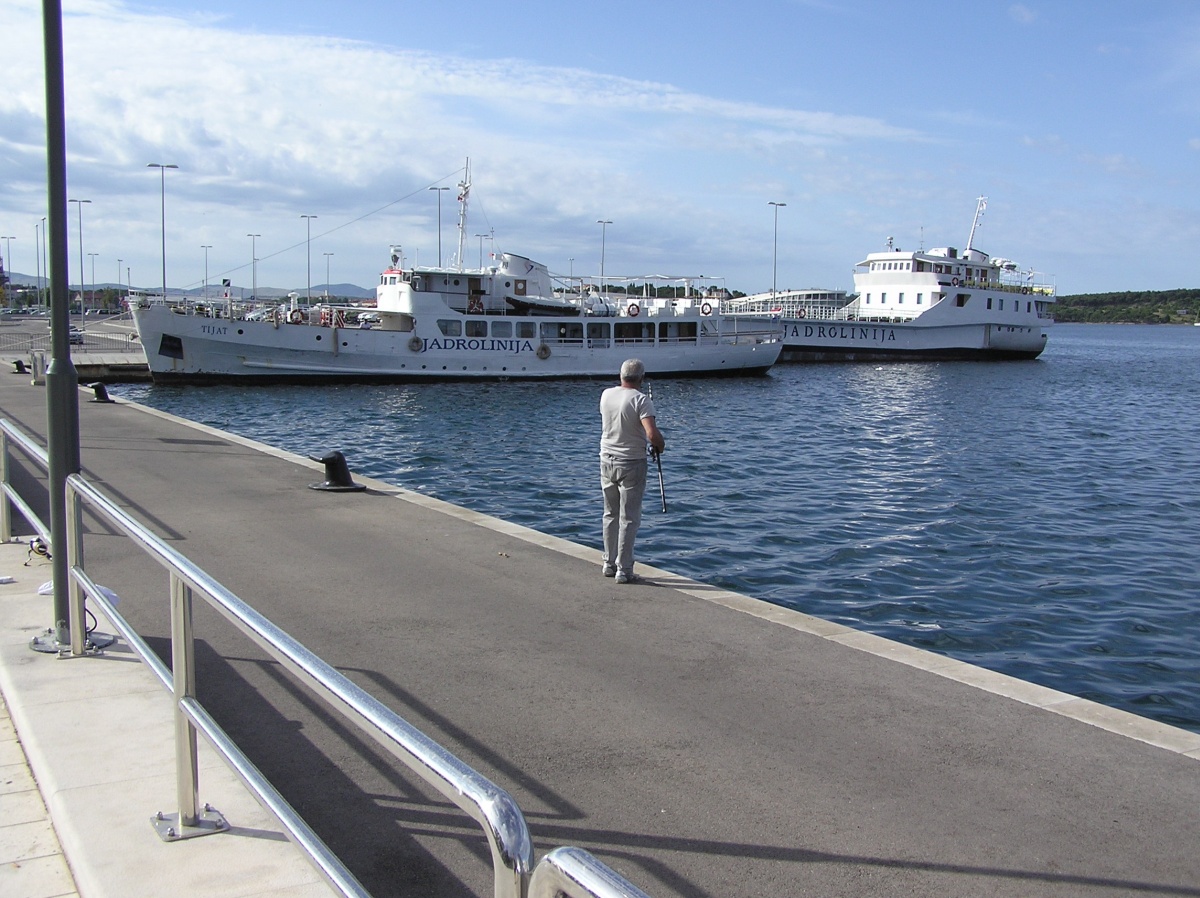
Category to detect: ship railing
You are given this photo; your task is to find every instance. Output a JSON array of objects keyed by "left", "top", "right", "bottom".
[{"left": 0, "top": 416, "right": 655, "bottom": 898}]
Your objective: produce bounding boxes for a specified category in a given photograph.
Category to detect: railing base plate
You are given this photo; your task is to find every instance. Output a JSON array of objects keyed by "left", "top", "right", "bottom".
[{"left": 152, "top": 807, "right": 229, "bottom": 842}]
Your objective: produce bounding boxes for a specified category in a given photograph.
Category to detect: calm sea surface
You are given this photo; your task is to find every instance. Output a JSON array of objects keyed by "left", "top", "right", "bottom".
[{"left": 111, "top": 324, "right": 1200, "bottom": 734}]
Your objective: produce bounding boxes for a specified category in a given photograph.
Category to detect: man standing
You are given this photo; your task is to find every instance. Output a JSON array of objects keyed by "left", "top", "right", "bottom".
[{"left": 599, "top": 358, "right": 665, "bottom": 584}]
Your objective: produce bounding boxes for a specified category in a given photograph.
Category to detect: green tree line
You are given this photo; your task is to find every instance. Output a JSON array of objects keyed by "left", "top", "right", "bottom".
[{"left": 1054, "top": 289, "right": 1200, "bottom": 324}]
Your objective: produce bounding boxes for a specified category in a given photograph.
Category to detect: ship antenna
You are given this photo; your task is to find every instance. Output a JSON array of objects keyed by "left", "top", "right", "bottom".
[
  {"left": 965, "top": 195, "right": 987, "bottom": 252},
  {"left": 455, "top": 157, "right": 471, "bottom": 272}
]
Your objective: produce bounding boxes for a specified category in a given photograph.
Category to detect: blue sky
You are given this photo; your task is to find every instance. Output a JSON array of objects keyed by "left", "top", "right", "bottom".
[{"left": 2, "top": 0, "right": 1199, "bottom": 296}]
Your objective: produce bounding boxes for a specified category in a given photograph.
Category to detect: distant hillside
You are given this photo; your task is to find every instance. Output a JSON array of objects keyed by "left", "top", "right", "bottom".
[{"left": 1055, "top": 289, "right": 1200, "bottom": 324}]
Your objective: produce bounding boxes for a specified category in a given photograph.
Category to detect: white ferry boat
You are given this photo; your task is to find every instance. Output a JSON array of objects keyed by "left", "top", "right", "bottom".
[
  {"left": 131, "top": 169, "right": 781, "bottom": 384},
  {"left": 727, "top": 198, "right": 1055, "bottom": 362}
]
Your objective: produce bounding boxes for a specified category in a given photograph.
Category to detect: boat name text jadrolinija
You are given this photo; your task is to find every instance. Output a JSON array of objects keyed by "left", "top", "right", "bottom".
[{"left": 786, "top": 324, "right": 899, "bottom": 343}]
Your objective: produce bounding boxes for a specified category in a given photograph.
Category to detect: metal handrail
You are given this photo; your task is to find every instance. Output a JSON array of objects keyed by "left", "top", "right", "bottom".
[
  {"left": 0, "top": 423, "right": 52, "bottom": 544},
  {"left": 64, "top": 471, "right": 534, "bottom": 898},
  {"left": 2, "top": 415, "right": 655, "bottom": 898},
  {"left": 528, "top": 847, "right": 653, "bottom": 898}
]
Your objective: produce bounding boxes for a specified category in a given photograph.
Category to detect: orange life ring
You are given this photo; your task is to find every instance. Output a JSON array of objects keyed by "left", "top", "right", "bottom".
[
  {"left": 627, "top": 302, "right": 640, "bottom": 317},
  {"left": 700, "top": 302, "right": 713, "bottom": 316}
]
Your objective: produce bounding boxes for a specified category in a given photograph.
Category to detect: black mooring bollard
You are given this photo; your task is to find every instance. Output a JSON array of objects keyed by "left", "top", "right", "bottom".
[
  {"left": 12, "top": 359, "right": 28, "bottom": 374},
  {"left": 308, "top": 450, "right": 366, "bottom": 492},
  {"left": 87, "top": 382, "right": 115, "bottom": 403}
]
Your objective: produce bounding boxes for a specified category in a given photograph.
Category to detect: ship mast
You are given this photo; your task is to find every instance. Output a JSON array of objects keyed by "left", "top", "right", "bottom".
[
  {"left": 455, "top": 157, "right": 471, "bottom": 272},
  {"left": 965, "top": 195, "right": 987, "bottom": 252}
]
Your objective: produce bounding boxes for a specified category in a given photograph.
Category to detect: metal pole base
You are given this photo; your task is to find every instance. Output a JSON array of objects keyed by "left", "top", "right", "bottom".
[
  {"left": 28, "top": 628, "right": 117, "bottom": 654},
  {"left": 152, "top": 806, "right": 229, "bottom": 842},
  {"left": 28, "top": 629, "right": 65, "bottom": 654}
]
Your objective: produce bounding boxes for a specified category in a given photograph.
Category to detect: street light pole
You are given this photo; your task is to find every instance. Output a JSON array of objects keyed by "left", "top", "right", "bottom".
[
  {"left": 0, "top": 237, "right": 13, "bottom": 304},
  {"left": 147, "top": 163, "right": 178, "bottom": 302},
  {"left": 768, "top": 201, "right": 786, "bottom": 301},
  {"left": 597, "top": 220, "right": 612, "bottom": 296},
  {"left": 323, "top": 252, "right": 333, "bottom": 298},
  {"left": 67, "top": 198, "right": 89, "bottom": 323},
  {"left": 87, "top": 251, "right": 97, "bottom": 314},
  {"left": 429, "top": 187, "right": 449, "bottom": 266},
  {"left": 116, "top": 258, "right": 122, "bottom": 306},
  {"left": 201, "top": 245, "right": 212, "bottom": 304},
  {"left": 247, "top": 233, "right": 260, "bottom": 301},
  {"left": 301, "top": 214, "right": 317, "bottom": 303}
]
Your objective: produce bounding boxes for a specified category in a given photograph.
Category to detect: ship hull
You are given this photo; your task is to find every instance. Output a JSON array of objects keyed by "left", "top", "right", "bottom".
[{"left": 132, "top": 305, "right": 780, "bottom": 384}]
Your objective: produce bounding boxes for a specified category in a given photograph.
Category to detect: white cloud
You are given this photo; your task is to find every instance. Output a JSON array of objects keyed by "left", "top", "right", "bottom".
[{"left": 1008, "top": 4, "right": 1037, "bottom": 26}]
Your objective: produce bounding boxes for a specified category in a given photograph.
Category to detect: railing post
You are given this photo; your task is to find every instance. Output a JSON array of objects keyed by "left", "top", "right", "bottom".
[
  {"left": 65, "top": 482, "right": 86, "bottom": 655},
  {"left": 1, "top": 431, "right": 11, "bottom": 542},
  {"left": 171, "top": 571, "right": 200, "bottom": 826}
]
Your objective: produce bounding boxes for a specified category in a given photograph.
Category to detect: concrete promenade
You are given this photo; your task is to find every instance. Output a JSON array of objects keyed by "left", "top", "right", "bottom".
[{"left": 0, "top": 369, "right": 1199, "bottom": 897}]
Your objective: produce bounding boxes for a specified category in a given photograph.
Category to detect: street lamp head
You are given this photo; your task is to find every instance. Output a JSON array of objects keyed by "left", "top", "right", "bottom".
[
  {"left": 146, "top": 163, "right": 179, "bottom": 170},
  {"left": 769, "top": 201, "right": 786, "bottom": 208}
]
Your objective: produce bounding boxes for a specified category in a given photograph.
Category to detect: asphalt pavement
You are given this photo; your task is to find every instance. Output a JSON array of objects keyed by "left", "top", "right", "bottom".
[{"left": 0, "top": 366, "right": 1198, "bottom": 898}]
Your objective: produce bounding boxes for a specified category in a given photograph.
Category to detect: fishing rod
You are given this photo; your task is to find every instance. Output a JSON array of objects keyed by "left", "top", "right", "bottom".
[
  {"left": 648, "top": 382, "right": 666, "bottom": 512},
  {"left": 651, "top": 446, "right": 666, "bottom": 513}
]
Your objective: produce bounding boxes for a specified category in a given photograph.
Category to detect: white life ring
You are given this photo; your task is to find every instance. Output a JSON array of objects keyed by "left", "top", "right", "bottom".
[
  {"left": 536, "top": 343, "right": 551, "bottom": 360},
  {"left": 627, "top": 302, "right": 640, "bottom": 317},
  {"left": 1021, "top": 286, "right": 1029, "bottom": 295},
  {"left": 951, "top": 277, "right": 960, "bottom": 287},
  {"left": 407, "top": 335, "right": 423, "bottom": 352},
  {"left": 700, "top": 302, "right": 713, "bottom": 316},
  {"left": 797, "top": 308, "right": 807, "bottom": 319},
  {"left": 289, "top": 309, "right": 304, "bottom": 324}
]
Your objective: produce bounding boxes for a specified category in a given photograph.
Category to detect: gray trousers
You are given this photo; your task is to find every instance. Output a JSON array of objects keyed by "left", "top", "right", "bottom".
[{"left": 601, "top": 454, "right": 647, "bottom": 575}]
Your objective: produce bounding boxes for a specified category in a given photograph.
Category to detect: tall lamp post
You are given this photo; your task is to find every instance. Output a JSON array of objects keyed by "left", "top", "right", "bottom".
[
  {"left": 87, "top": 251, "right": 98, "bottom": 314},
  {"left": 247, "top": 233, "right": 260, "bottom": 301},
  {"left": 323, "top": 252, "right": 333, "bottom": 299},
  {"left": 116, "top": 258, "right": 123, "bottom": 309},
  {"left": 597, "top": 220, "right": 612, "bottom": 296},
  {"left": 429, "top": 187, "right": 449, "bottom": 266},
  {"left": 301, "top": 214, "right": 317, "bottom": 303},
  {"left": 147, "top": 163, "right": 178, "bottom": 302},
  {"left": 34, "top": 223, "right": 42, "bottom": 308},
  {"left": 768, "top": 201, "right": 786, "bottom": 301},
  {"left": 40, "top": 216, "right": 47, "bottom": 309},
  {"left": 0, "top": 237, "right": 13, "bottom": 304},
  {"left": 67, "top": 198, "right": 90, "bottom": 322},
  {"left": 201, "top": 244, "right": 212, "bottom": 303}
]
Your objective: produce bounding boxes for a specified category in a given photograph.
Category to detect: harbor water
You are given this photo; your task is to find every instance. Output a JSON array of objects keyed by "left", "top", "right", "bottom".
[{"left": 111, "top": 323, "right": 1200, "bottom": 735}]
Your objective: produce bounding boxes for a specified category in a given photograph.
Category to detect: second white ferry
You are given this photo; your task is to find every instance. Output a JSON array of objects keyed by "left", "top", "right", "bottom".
[{"left": 727, "top": 198, "right": 1055, "bottom": 362}]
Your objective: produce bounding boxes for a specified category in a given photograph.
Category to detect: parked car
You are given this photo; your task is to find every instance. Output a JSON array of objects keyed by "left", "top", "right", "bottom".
[{"left": 68, "top": 328, "right": 85, "bottom": 345}]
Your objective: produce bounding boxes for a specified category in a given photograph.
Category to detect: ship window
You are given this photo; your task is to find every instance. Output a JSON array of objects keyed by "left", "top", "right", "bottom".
[
  {"left": 1027, "top": 301, "right": 1033, "bottom": 313},
  {"left": 916, "top": 293, "right": 923, "bottom": 305},
  {"left": 465, "top": 320, "right": 487, "bottom": 337},
  {"left": 956, "top": 294, "right": 968, "bottom": 307},
  {"left": 864, "top": 294, "right": 870, "bottom": 304},
  {"left": 898, "top": 293, "right": 904, "bottom": 304},
  {"left": 987, "top": 298, "right": 993, "bottom": 310},
  {"left": 588, "top": 322, "right": 611, "bottom": 347},
  {"left": 999, "top": 298, "right": 1005, "bottom": 311},
  {"left": 492, "top": 321, "right": 513, "bottom": 338},
  {"left": 881, "top": 293, "right": 887, "bottom": 303},
  {"left": 437, "top": 319, "right": 462, "bottom": 336},
  {"left": 516, "top": 322, "right": 537, "bottom": 338},
  {"left": 543, "top": 322, "right": 583, "bottom": 343}
]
